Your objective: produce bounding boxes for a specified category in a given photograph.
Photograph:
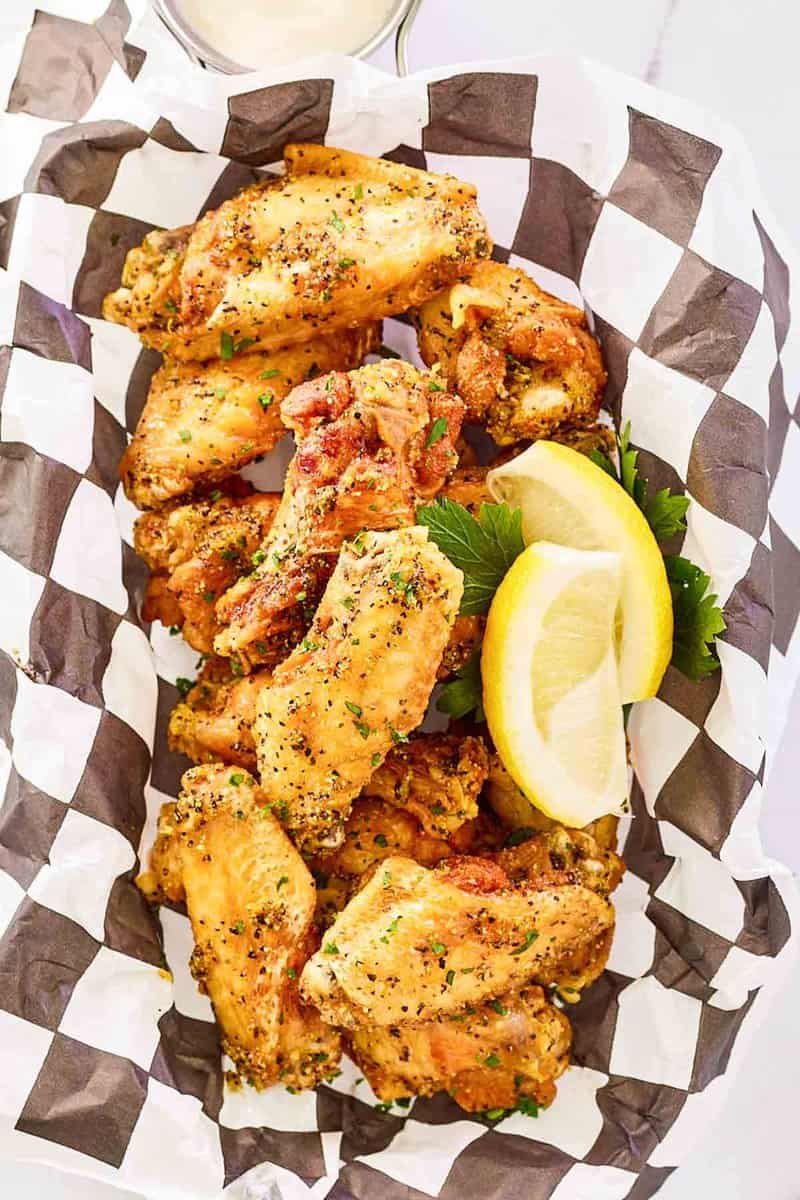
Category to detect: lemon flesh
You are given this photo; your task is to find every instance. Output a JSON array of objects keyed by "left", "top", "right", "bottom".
[
  {"left": 487, "top": 440, "right": 673, "bottom": 703},
  {"left": 482, "top": 542, "right": 628, "bottom": 827}
]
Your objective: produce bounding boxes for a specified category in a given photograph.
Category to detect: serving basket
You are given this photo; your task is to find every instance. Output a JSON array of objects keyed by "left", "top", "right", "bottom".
[{"left": 0, "top": 2, "right": 798, "bottom": 1197}]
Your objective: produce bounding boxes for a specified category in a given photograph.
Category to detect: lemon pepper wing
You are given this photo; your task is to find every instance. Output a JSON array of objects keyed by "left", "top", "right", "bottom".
[
  {"left": 347, "top": 985, "right": 571, "bottom": 1113},
  {"left": 137, "top": 764, "right": 340, "bottom": 1090},
  {"left": 254, "top": 526, "right": 464, "bottom": 854},
  {"left": 414, "top": 260, "right": 606, "bottom": 445},
  {"left": 104, "top": 144, "right": 490, "bottom": 362},
  {"left": 135, "top": 490, "right": 280, "bottom": 653},
  {"left": 120, "top": 328, "right": 378, "bottom": 510},
  {"left": 300, "top": 854, "right": 615, "bottom": 1028}
]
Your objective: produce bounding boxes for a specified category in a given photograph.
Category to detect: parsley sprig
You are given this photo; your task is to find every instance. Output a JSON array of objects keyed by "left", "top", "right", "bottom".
[
  {"left": 436, "top": 650, "right": 484, "bottom": 722},
  {"left": 417, "top": 497, "right": 523, "bottom": 615},
  {"left": 665, "top": 555, "right": 727, "bottom": 680},
  {"left": 589, "top": 422, "right": 689, "bottom": 541}
]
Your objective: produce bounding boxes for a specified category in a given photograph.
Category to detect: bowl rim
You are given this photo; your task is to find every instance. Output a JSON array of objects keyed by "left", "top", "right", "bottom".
[{"left": 152, "top": 0, "right": 416, "bottom": 74}]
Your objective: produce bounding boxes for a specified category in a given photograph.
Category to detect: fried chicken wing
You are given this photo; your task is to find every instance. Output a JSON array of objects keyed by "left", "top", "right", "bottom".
[
  {"left": 214, "top": 360, "right": 463, "bottom": 668},
  {"left": 104, "top": 145, "right": 491, "bottom": 362},
  {"left": 168, "top": 659, "right": 267, "bottom": 771},
  {"left": 254, "top": 527, "right": 463, "bottom": 854},
  {"left": 135, "top": 490, "right": 280, "bottom": 652},
  {"left": 362, "top": 732, "right": 488, "bottom": 839},
  {"left": 300, "top": 853, "right": 615, "bottom": 1028},
  {"left": 121, "top": 328, "right": 380, "bottom": 510},
  {"left": 311, "top": 797, "right": 458, "bottom": 927},
  {"left": 347, "top": 985, "right": 570, "bottom": 1112},
  {"left": 414, "top": 261, "right": 606, "bottom": 445},
  {"left": 137, "top": 765, "right": 340, "bottom": 1090}
]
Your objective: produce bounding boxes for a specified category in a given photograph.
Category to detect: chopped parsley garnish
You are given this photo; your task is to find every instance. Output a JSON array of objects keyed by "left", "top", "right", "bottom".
[
  {"left": 510, "top": 930, "right": 539, "bottom": 956},
  {"left": 276, "top": 875, "right": 288, "bottom": 891},
  {"left": 214, "top": 385, "right": 226, "bottom": 398},
  {"left": 484, "top": 1107, "right": 507, "bottom": 1121},
  {"left": 354, "top": 721, "right": 371, "bottom": 739},
  {"left": 261, "top": 368, "right": 280, "bottom": 380},
  {"left": 371, "top": 752, "right": 381, "bottom": 767},
  {"left": 209, "top": 489, "right": 222, "bottom": 502},
  {"left": 374, "top": 833, "right": 388, "bottom": 847},
  {"left": 168, "top": 625, "right": 180, "bottom": 636},
  {"left": 345, "top": 700, "right": 363, "bottom": 717},
  {"left": 428, "top": 379, "right": 445, "bottom": 393},
  {"left": 484, "top": 1053, "right": 501, "bottom": 1068},
  {"left": 430, "top": 940, "right": 447, "bottom": 955},
  {"left": 516, "top": 1096, "right": 540, "bottom": 1118},
  {"left": 258, "top": 392, "right": 273, "bottom": 409},
  {"left": 389, "top": 724, "right": 409, "bottom": 745},
  {"left": 380, "top": 916, "right": 402, "bottom": 943},
  {"left": 203, "top": 589, "right": 215, "bottom": 603},
  {"left": 229, "top": 773, "right": 244, "bottom": 787},
  {"left": 321, "top": 289, "right": 332, "bottom": 302},
  {"left": 389, "top": 571, "right": 416, "bottom": 599},
  {"left": 323, "top": 942, "right": 339, "bottom": 955},
  {"left": 175, "top": 676, "right": 193, "bottom": 697},
  {"left": 220, "top": 332, "right": 256, "bottom": 359},
  {"left": 220, "top": 547, "right": 238, "bottom": 562},
  {"left": 232, "top": 920, "right": 245, "bottom": 934},
  {"left": 490, "top": 999, "right": 508, "bottom": 1015},
  {"left": 417, "top": 498, "right": 524, "bottom": 615},
  {"left": 445, "top": 969, "right": 455, "bottom": 986},
  {"left": 286, "top": 966, "right": 297, "bottom": 979},
  {"left": 330, "top": 212, "right": 345, "bottom": 233},
  {"left": 352, "top": 183, "right": 363, "bottom": 201},
  {"left": 178, "top": 429, "right": 191, "bottom": 443},
  {"left": 338, "top": 257, "right": 356, "bottom": 269},
  {"left": 251, "top": 549, "right": 266, "bottom": 566},
  {"left": 425, "top": 416, "right": 448, "bottom": 447},
  {"left": 165, "top": 298, "right": 177, "bottom": 312}
]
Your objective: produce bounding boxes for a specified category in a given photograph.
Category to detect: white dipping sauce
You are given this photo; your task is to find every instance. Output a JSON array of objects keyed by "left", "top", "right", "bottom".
[{"left": 177, "top": 0, "right": 398, "bottom": 69}]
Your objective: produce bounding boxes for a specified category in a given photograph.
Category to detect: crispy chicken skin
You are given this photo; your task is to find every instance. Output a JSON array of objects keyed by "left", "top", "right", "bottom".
[
  {"left": 254, "top": 527, "right": 464, "bottom": 854},
  {"left": 214, "top": 360, "right": 464, "bottom": 668},
  {"left": 136, "top": 765, "right": 340, "bottom": 1090},
  {"left": 103, "top": 144, "right": 491, "bottom": 362},
  {"left": 300, "top": 854, "right": 615, "bottom": 1028},
  {"left": 311, "top": 797, "right": 459, "bottom": 927},
  {"left": 414, "top": 261, "right": 606, "bottom": 445},
  {"left": 347, "top": 985, "right": 571, "bottom": 1111},
  {"left": 168, "top": 659, "right": 267, "bottom": 771},
  {"left": 362, "top": 732, "right": 488, "bottom": 839},
  {"left": 121, "top": 328, "right": 380, "bottom": 510},
  {"left": 135, "top": 491, "right": 280, "bottom": 652}
]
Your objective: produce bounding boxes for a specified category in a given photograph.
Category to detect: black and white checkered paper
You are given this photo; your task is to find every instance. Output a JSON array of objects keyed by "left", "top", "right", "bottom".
[{"left": 1, "top": 2, "right": 799, "bottom": 1197}]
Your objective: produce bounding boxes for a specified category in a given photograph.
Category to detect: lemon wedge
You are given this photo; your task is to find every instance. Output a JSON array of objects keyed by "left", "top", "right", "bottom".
[
  {"left": 482, "top": 542, "right": 628, "bottom": 826},
  {"left": 487, "top": 440, "right": 672, "bottom": 703}
]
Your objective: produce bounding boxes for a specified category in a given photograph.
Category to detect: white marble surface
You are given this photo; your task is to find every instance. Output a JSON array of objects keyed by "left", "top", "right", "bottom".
[{"left": 7, "top": 1, "right": 800, "bottom": 1197}]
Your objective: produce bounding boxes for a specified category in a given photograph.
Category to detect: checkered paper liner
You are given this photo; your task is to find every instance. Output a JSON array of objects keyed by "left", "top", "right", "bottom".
[{"left": 1, "top": 3, "right": 799, "bottom": 1198}]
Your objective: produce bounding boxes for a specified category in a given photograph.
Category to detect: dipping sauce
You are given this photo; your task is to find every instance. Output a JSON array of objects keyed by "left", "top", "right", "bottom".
[{"left": 176, "top": 0, "right": 398, "bottom": 69}]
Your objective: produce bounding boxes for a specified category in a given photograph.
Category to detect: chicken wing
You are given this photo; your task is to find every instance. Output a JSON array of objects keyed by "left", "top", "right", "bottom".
[
  {"left": 300, "top": 854, "right": 615, "bottom": 1028},
  {"left": 168, "top": 659, "right": 267, "bottom": 771},
  {"left": 136, "top": 490, "right": 280, "bottom": 652},
  {"left": 362, "top": 732, "right": 488, "bottom": 839},
  {"left": 347, "top": 985, "right": 570, "bottom": 1112},
  {"left": 121, "top": 327, "right": 380, "bottom": 510},
  {"left": 414, "top": 261, "right": 606, "bottom": 445},
  {"left": 137, "top": 765, "right": 340, "bottom": 1090},
  {"left": 103, "top": 144, "right": 491, "bottom": 362},
  {"left": 254, "top": 526, "right": 464, "bottom": 854},
  {"left": 214, "top": 360, "right": 463, "bottom": 668},
  {"left": 311, "top": 797, "right": 458, "bottom": 927}
]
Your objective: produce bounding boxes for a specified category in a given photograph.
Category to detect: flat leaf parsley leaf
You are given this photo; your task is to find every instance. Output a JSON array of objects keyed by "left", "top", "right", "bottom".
[
  {"left": 436, "top": 650, "right": 485, "bottom": 722},
  {"left": 664, "top": 555, "right": 726, "bottom": 681},
  {"left": 590, "top": 422, "right": 689, "bottom": 542},
  {"left": 416, "top": 497, "right": 523, "bottom": 615}
]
